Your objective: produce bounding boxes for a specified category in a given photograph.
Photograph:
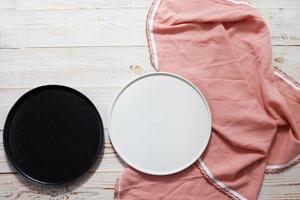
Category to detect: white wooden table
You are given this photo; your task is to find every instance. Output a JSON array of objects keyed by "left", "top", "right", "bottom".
[{"left": 0, "top": 0, "right": 299, "bottom": 199}]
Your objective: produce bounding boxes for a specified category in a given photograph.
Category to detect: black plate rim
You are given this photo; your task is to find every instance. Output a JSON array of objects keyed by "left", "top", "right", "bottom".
[{"left": 3, "top": 85, "right": 104, "bottom": 186}]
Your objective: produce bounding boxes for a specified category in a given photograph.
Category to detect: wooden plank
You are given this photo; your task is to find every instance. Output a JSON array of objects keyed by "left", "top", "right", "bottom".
[
  {"left": 0, "top": 47, "right": 153, "bottom": 88},
  {"left": 0, "top": 0, "right": 299, "bottom": 10},
  {"left": 0, "top": 130, "right": 127, "bottom": 173},
  {"left": 0, "top": 9, "right": 148, "bottom": 48},
  {"left": 259, "top": 167, "right": 300, "bottom": 200},
  {"left": 0, "top": 0, "right": 151, "bottom": 10},
  {"left": 0, "top": 8, "right": 299, "bottom": 48},
  {"left": 0, "top": 46, "right": 298, "bottom": 89},
  {"left": 251, "top": 0, "right": 300, "bottom": 9},
  {"left": 0, "top": 172, "right": 119, "bottom": 200},
  {"left": 259, "top": 8, "right": 300, "bottom": 46}
]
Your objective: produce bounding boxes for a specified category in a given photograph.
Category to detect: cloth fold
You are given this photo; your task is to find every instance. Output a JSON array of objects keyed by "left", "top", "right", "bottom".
[{"left": 114, "top": 0, "right": 300, "bottom": 199}]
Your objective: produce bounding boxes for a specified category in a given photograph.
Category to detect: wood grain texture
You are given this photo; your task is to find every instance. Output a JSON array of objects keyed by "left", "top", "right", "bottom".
[
  {"left": 0, "top": 47, "right": 153, "bottom": 88},
  {"left": 0, "top": 8, "right": 299, "bottom": 48},
  {"left": 260, "top": 167, "right": 300, "bottom": 200},
  {"left": 0, "top": 0, "right": 299, "bottom": 199},
  {"left": 0, "top": 0, "right": 299, "bottom": 10},
  {"left": 0, "top": 46, "right": 297, "bottom": 88},
  {"left": 1, "top": 166, "right": 300, "bottom": 200},
  {"left": 0, "top": 172, "right": 118, "bottom": 199}
]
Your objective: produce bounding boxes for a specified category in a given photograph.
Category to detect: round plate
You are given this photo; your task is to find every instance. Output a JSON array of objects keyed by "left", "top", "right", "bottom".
[
  {"left": 109, "top": 72, "right": 211, "bottom": 175},
  {"left": 3, "top": 85, "right": 104, "bottom": 185}
]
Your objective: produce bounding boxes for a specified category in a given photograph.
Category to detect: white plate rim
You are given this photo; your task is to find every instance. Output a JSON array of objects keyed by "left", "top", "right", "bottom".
[{"left": 109, "top": 72, "right": 212, "bottom": 175}]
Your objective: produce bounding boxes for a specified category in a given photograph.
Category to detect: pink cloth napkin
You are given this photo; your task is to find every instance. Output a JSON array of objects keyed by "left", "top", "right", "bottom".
[{"left": 114, "top": 0, "right": 300, "bottom": 199}]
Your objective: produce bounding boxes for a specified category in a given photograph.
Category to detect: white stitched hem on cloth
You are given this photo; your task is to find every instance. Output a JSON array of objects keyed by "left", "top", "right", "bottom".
[
  {"left": 266, "top": 154, "right": 300, "bottom": 173},
  {"left": 274, "top": 70, "right": 300, "bottom": 92},
  {"left": 198, "top": 159, "right": 247, "bottom": 200},
  {"left": 146, "top": 0, "right": 161, "bottom": 71},
  {"left": 268, "top": 68, "right": 300, "bottom": 172},
  {"left": 224, "top": 0, "right": 253, "bottom": 7}
]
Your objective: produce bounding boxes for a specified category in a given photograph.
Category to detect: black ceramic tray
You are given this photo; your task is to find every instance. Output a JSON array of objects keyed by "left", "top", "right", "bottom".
[{"left": 3, "top": 85, "right": 104, "bottom": 186}]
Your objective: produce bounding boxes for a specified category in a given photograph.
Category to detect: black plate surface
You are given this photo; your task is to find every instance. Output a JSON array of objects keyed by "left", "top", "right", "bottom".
[{"left": 3, "top": 85, "right": 103, "bottom": 186}]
